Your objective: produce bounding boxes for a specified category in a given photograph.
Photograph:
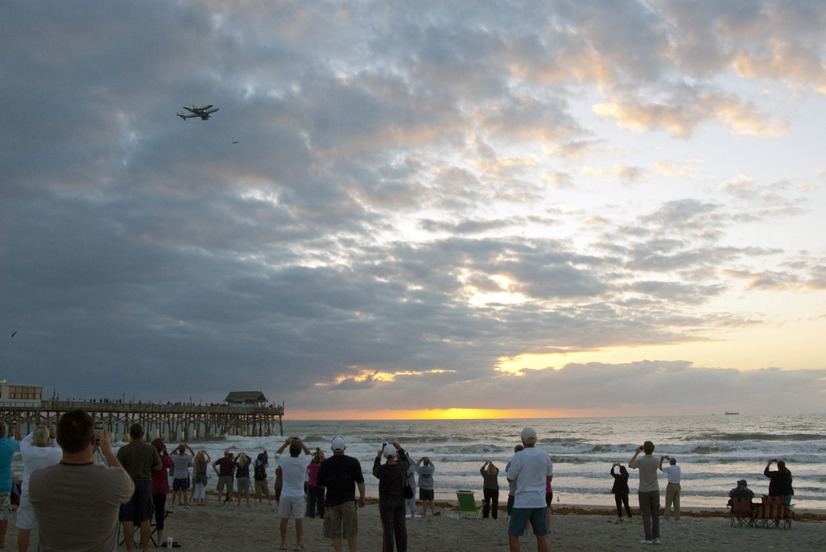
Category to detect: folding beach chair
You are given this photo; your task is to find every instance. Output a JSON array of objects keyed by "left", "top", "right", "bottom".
[
  {"left": 456, "top": 490, "right": 482, "bottom": 520},
  {"left": 119, "top": 508, "right": 172, "bottom": 547},
  {"left": 754, "top": 496, "right": 792, "bottom": 529},
  {"left": 728, "top": 497, "right": 754, "bottom": 528},
  {"left": 150, "top": 509, "right": 172, "bottom": 546}
]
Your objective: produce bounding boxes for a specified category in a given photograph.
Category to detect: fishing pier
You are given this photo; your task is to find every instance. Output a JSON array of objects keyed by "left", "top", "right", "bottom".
[{"left": 0, "top": 398, "right": 284, "bottom": 442}]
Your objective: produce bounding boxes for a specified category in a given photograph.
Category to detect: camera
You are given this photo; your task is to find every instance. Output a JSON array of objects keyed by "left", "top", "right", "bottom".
[{"left": 94, "top": 420, "right": 104, "bottom": 442}]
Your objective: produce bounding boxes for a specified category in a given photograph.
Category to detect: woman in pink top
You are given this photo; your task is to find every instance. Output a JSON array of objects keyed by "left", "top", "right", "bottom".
[
  {"left": 305, "top": 449, "right": 326, "bottom": 518},
  {"left": 151, "top": 438, "right": 175, "bottom": 545}
]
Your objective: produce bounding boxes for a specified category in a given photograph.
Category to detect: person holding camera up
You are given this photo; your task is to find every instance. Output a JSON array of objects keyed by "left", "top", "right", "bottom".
[
  {"left": 16, "top": 423, "right": 61, "bottom": 552},
  {"left": 170, "top": 442, "right": 195, "bottom": 508},
  {"left": 29, "top": 409, "right": 134, "bottom": 551},
  {"left": 373, "top": 441, "right": 410, "bottom": 552},
  {"left": 415, "top": 456, "right": 436, "bottom": 517},
  {"left": 764, "top": 459, "right": 794, "bottom": 507},
  {"left": 275, "top": 436, "right": 312, "bottom": 550},
  {"left": 213, "top": 449, "right": 236, "bottom": 505},
  {"left": 629, "top": 441, "right": 661, "bottom": 545},
  {"left": 659, "top": 455, "right": 681, "bottom": 522},
  {"left": 610, "top": 462, "right": 631, "bottom": 522},
  {"left": 480, "top": 460, "right": 500, "bottom": 519}
]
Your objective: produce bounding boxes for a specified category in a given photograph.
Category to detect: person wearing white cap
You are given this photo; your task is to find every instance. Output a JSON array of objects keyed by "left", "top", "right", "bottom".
[
  {"left": 373, "top": 441, "right": 410, "bottom": 552},
  {"left": 506, "top": 427, "right": 552, "bottom": 552},
  {"left": 316, "top": 436, "right": 365, "bottom": 552}
]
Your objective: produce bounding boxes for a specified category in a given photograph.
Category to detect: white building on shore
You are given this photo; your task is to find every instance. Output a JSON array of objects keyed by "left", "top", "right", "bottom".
[{"left": 0, "top": 378, "right": 42, "bottom": 407}]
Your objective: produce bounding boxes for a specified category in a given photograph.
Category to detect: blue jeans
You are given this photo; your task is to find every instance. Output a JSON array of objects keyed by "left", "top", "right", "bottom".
[{"left": 638, "top": 490, "right": 660, "bottom": 540}]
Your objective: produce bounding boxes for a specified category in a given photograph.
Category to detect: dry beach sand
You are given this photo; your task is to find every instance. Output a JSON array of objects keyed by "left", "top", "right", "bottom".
[{"left": 10, "top": 496, "right": 825, "bottom": 551}]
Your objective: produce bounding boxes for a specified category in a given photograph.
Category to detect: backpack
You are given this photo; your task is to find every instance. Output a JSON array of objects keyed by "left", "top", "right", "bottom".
[{"left": 254, "top": 461, "right": 267, "bottom": 481}]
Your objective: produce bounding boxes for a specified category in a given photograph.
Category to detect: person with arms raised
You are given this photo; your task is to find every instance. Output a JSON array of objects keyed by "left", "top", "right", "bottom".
[
  {"left": 15, "top": 424, "right": 61, "bottom": 552},
  {"left": 373, "top": 442, "right": 410, "bottom": 552},
  {"left": 29, "top": 409, "right": 134, "bottom": 551},
  {"left": 276, "top": 436, "right": 312, "bottom": 550},
  {"left": 629, "top": 441, "right": 661, "bottom": 545}
]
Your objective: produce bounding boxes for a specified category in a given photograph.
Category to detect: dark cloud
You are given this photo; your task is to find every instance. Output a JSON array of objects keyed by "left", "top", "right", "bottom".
[{"left": 1, "top": 1, "right": 824, "bottom": 415}]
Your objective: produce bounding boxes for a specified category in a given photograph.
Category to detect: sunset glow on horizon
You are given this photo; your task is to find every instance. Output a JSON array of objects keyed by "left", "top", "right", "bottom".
[{"left": 286, "top": 408, "right": 614, "bottom": 421}]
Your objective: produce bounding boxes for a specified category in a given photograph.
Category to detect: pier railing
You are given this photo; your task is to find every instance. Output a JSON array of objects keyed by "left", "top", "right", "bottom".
[{"left": 0, "top": 400, "right": 284, "bottom": 441}]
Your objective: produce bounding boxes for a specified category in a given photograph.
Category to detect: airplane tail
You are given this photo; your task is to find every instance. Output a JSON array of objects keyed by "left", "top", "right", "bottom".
[{"left": 176, "top": 112, "right": 187, "bottom": 121}]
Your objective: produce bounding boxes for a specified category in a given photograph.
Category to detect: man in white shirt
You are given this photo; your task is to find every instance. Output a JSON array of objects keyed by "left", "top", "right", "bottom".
[
  {"left": 659, "top": 455, "right": 681, "bottom": 522},
  {"left": 275, "top": 437, "right": 312, "bottom": 550},
  {"left": 16, "top": 425, "right": 62, "bottom": 552},
  {"left": 506, "top": 427, "right": 552, "bottom": 552}
]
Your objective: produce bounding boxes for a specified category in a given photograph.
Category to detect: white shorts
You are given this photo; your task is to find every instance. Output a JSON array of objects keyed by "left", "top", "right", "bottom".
[
  {"left": 15, "top": 491, "right": 36, "bottom": 530},
  {"left": 277, "top": 495, "right": 305, "bottom": 519}
]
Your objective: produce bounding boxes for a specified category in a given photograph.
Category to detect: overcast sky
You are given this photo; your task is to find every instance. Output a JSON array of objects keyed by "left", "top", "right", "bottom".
[{"left": 2, "top": 1, "right": 825, "bottom": 419}]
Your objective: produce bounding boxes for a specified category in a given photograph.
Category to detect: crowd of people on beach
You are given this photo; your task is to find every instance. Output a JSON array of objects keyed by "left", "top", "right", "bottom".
[{"left": 0, "top": 411, "right": 798, "bottom": 551}]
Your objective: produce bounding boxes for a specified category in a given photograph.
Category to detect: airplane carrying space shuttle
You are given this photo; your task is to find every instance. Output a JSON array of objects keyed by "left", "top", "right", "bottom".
[{"left": 176, "top": 104, "right": 219, "bottom": 120}]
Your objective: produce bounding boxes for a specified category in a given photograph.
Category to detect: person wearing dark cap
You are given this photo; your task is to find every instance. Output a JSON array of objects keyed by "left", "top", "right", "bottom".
[
  {"left": 506, "top": 427, "right": 552, "bottom": 552},
  {"left": 728, "top": 479, "right": 754, "bottom": 502},
  {"left": 317, "top": 436, "right": 365, "bottom": 552}
]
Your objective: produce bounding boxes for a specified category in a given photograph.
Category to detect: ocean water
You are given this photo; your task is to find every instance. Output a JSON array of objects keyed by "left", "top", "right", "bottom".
[{"left": 128, "top": 414, "right": 824, "bottom": 511}]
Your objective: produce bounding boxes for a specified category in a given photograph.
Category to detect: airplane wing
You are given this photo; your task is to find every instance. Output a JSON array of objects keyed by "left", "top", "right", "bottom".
[
  {"left": 197, "top": 107, "right": 218, "bottom": 120},
  {"left": 177, "top": 111, "right": 197, "bottom": 120},
  {"left": 184, "top": 104, "right": 213, "bottom": 113}
]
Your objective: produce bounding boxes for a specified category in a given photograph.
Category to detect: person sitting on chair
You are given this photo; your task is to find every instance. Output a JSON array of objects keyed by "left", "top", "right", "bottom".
[{"left": 728, "top": 479, "right": 754, "bottom": 505}]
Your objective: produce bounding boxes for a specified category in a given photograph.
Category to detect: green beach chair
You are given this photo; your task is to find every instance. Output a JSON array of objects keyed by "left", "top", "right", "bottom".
[{"left": 456, "top": 490, "right": 482, "bottom": 520}]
